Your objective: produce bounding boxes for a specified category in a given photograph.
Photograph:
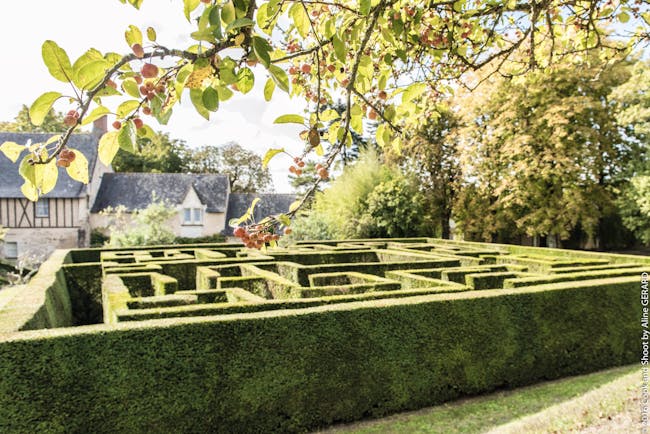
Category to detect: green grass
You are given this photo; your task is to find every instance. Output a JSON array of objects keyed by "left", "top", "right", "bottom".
[{"left": 319, "top": 364, "right": 638, "bottom": 434}]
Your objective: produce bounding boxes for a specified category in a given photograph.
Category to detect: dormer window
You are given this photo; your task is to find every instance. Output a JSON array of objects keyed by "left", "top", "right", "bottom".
[
  {"left": 183, "top": 207, "right": 203, "bottom": 225},
  {"left": 35, "top": 199, "right": 49, "bottom": 218}
]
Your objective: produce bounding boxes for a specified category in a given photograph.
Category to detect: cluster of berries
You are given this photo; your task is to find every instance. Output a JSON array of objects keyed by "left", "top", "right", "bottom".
[
  {"left": 289, "top": 157, "right": 306, "bottom": 175},
  {"left": 315, "top": 163, "right": 329, "bottom": 179},
  {"left": 233, "top": 225, "right": 291, "bottom": 249},
  {"left": 112, "top": 118, "right": 144, "bottom": 130},
  {"left": 56, "top": 148, "right": 76, "bottom": 168}
]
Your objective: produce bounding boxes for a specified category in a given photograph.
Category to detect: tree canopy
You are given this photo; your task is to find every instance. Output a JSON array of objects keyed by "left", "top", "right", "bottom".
[{"left": 0, "top": 0, "right": 648, "bottom": 245}]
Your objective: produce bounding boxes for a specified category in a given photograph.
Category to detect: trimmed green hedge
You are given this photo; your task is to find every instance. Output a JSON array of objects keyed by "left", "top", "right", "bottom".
[{"left": 0, "top": 276, "right": 639, "bottom": 433}]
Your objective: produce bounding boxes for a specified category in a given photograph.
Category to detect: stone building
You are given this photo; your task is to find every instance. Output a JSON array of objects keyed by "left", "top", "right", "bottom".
[{"left": 0, "top": 119, "right": 295, "bottom": 259}]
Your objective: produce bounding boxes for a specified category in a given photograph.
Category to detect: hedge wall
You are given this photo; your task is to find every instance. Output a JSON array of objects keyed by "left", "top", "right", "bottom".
[{"left": 0, "top": 276, "right": 638, "bottom": 433}]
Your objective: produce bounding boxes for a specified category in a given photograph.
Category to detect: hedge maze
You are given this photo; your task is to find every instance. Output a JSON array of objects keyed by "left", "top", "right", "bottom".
[
  {"left": 99, "top": 240, "right": 644, "bottom": 324},
  {"left": 0, "top": 238, "right": 644, "bottom": 433}
]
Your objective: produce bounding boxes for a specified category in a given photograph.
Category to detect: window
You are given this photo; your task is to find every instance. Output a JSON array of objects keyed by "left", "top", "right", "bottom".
[
  {"left": 4, "top": 242, "right": 17, "bottom": 259},
  {"left": 183, "top": 207, "right": 204, "bottom": 225},
  {"left": 35, "top": 199, "right": 49, "bottom": 218}
]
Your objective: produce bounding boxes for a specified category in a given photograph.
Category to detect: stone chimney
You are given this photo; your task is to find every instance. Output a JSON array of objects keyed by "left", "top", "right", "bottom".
[{"left": 92, "top": 116, "right": 108, "bottom": 136}]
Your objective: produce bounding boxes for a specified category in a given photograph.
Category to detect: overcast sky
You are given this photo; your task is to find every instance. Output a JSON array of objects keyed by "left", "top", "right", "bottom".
[{"left": 0, "top": 1, "right": 307, "bottom": 192}]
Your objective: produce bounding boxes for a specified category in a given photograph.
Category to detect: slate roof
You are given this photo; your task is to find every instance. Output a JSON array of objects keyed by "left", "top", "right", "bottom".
[
  {"left": 0, "top": 132, "right": 99, "bottom": 198},
  {"left": 90, "top": 173, "right": 230, "bottom": 213},
  {"left": 223, "top": 193, "right": 298, "bottom": 235}
]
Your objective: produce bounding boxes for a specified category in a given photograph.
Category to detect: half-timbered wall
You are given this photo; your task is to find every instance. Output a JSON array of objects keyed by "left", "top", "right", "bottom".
[{"left": 0, "top": 198, "right": 80, "bottom": 229}]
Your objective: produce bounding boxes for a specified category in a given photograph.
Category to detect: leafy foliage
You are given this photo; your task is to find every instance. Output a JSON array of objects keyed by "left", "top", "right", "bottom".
[
  {"left": 185, "top": 142, "right": 272, "bottom": 193},
  {"left": 100, "top": 194, "right": 177, "bottom": 247},
  {"left": 619, "top": 176, "right": 650, "bottom": 244},
  {"left": 112, "top": 131, "right": 187, "bottom": 173},
  {"left": 292, "top": 151, "right": 430, "bottom": 239},
  {"left": 0, "top": 105, "right": 67, "bottom": 133},
  {"left": 454, "top": 60, "right": 635, "bottom": 242},
  {"left": 1, "top": 0, "right": 646, "bottom": 237}
]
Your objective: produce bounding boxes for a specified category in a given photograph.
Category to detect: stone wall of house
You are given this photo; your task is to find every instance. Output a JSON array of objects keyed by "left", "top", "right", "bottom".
[{"left": 2, "top": 227, "right": 85, "bottom": 261}]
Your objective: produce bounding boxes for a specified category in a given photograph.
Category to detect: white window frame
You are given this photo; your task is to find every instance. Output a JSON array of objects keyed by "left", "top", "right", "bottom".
[
  {"left": 4, "top": 242, "right": 17, "bottom": 259},
  {"left": 35, "top": 199, "right": 49, "bottom": 218},
  {"left": 182, "top": 207, "right": 204, "bottom": 225}
]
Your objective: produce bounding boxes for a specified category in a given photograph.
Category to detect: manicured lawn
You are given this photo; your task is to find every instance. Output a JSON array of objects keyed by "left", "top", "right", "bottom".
[{"left": 319, "top": 365, "right": 638, "bottom": 434}]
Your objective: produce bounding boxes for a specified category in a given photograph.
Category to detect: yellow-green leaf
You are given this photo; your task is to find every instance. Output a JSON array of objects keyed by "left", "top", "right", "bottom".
[
  {"left": 146, "top": 26, "right": 157, "bottom": 42},
  {"left": 268, "top": 65, "right": 289, "bottom": 93},
  {"left": 81, "top": 106, "right": 110, "bottom": 126},
  {"left": 262, "top": 148, "right": 284, "bottom": 168},
  {"left": 190, "top": 88, "right": 210, "bottom": 120},
  {"left": 65, "top": 148, "right": 89, "bottom": 184},
  {"left": 116, "top": 100, "right": 140, "bottom": 118},
  {"left": 40, "top": 160, "right": 58, "bottom": 195},
  {"left": 118, "top": 121, "right": 137, "bottom": 153},
  {"left": 122, "top": 78, "right": 141, "bottom": 98},
  {"left": 289, "top": 200, "right": 301, "bottom": 213},
  {"left": 98, "top": 131, "right": 120, "bottom": 165},
  {"left": 263, "top": 78, "right": 275, "bottom": 101},
  {"left": 274, "top": 114, "right": 305, "bottom": 125},
  {"left": 29, "top": 92, "right": 62, "bottom": 127},
  {"left": 184, "top": 0, "right": 201, "bottom": 21},
  {"left": 202, "top": 87, "right": 219, "bottom": 111},
  {"left": 0, "top": 141, "right": 26, "bottom": 163},
  {"left": 75, "top": 60, "right": 109, "bottom": 90},
  {"left": 236, "top": 67, "right": 255, "bottom": 94},
  {"left": 124, "top": 24, "right": 143, "bottom": 47},
  {"left": 42, "top": 40, "right": 73, "bottom": 83},
  {"left": 221, "top": 1, "right": 236, "bottom": 24},
  {"left": 21, "top": 182, "right": 38, "bottom": 202}
]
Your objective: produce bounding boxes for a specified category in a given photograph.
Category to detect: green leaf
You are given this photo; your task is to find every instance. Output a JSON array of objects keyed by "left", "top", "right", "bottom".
[
  {"left": 116, "top": 100, "right": 140, "bottom": 119},
  {"left": 252, "top": 36, "right": 272, "bottom": 68},
  {"left": 42, "top": 40, "right": 73, "bottom": 83},
  {"left": 274, "top": 114, "right": 305, "bottom": 125},
  {"left": 72, "top": 48, "right": 104, "bottom": 75},
  {"left": 66, "top": 148, "right": 89, "bottom": 184},
  {"left": 122, "top": 78, "right": 141, "bottom": 98},
  {"left": 359, "top": 0, "right": 371, "bottom": 15},
  {"left": 263, "top": 78, "right": 276, "bottom": 101},
  {"left": 618, "top": 11, "right": 630, "bottom": 23},
  {"left": 289, "top": 3, "right": 310, "bottom": 38},
  {"left": 21, "top": 182, "right": 38, "bottom": 202},
  {"left": 376, "top": 123, "right": 391, "bottom": 148},
  {"left": 320, "top": 109, "right": 339, "bottom": 122},
  {"left": 289, "top": 200, "right": 301, "bottom": 213},
  {"left": 262, "top": 148, "right": 284, "bottom": 168},
  {"left": 118, "top": 121, "right": 137, "bottom": 153},
  {"left": 190, "top": 88, "right": 210, "bottom": 120},
  {"left": 146, "top": 27, "right": 157, "bottom": 42},
  {"left": 268, "top": 65, "right": 289, "bottom": 92},
  {"left": 314, "top": 143, "right": 324, "bottom": 156},
  {"left": 221, "top": 1, "right": 236, "bottom": 24},
  {"left": 19, "top": 155, "right": 37, "bottom": 186},
  {"left": 29, "top": 92, "right": 62, "bottom": 126},
  {"left": 216, "top": 85, "right": 234, "bottom": 102},
  {"left": 402, "top": 83, "right": 427, "bottom": 103},
  {"left": 236, "top": 67, "right": 255, "bottom": 94},
  {"left": 183, "top": 0, "right": 200, "bottom": 21},
  {"left": 225, "top": 17, "right": 254, "bottom": 33},
  {"left": 124, "top": 25, "right": 143, "bottom": 47},
  {"left": 81, "top": 106, "right": 110, "bottom": 126},
  {"left": 202, "top": 87, "right": 219, "bottom": 111},
  {"left": 98, "top": 131, "right": 120, "bottom": 165},
  {"left": 230, "top": 197, "right": 261, "bottom": 226},
  {"left": 75, "top": 60, "right": 109, "bottom": 90},
  {"left": 0, "top": 141, "right": 26, "bottom": 163},
  {"left": 333, "top": 35, "right": 346, "bottom": 63},
  {"left": 209, "top": 6, "right": 223, "bottom": 39},
  {"left": 277, "top": 213, "right": 291, "bottom": 227},
  {"left": 40, "top": 160, "right": 58, "bottom": 195}
]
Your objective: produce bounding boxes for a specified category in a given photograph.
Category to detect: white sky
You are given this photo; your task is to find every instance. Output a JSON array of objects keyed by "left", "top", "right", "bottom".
[{"left": 0, "top": 0, "right": 307, "bottom": 192}]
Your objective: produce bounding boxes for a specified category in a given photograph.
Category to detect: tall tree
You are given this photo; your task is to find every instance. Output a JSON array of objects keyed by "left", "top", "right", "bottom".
[
  {"left": 112, "top": 131, "right": 187, "bottom": 173},
  {"left": 455, "top": 60, "right": 634, "bottom": 245},
  {"left": 186, "top": 142, "right": 272, "bottom": 193},
  {"left": 0, "top": 105, "right": 67, "bottom": 133},
  {"left": 3, "top": 0, "right": 648, "bottom": 239},
  {"left": 394, "top": 101, "right": 461, "bottom": 239}
]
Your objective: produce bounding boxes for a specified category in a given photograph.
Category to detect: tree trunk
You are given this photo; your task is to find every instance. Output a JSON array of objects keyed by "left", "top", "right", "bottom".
[{"left": 441, "top": 211, "right": 451, "bottom": 239}]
